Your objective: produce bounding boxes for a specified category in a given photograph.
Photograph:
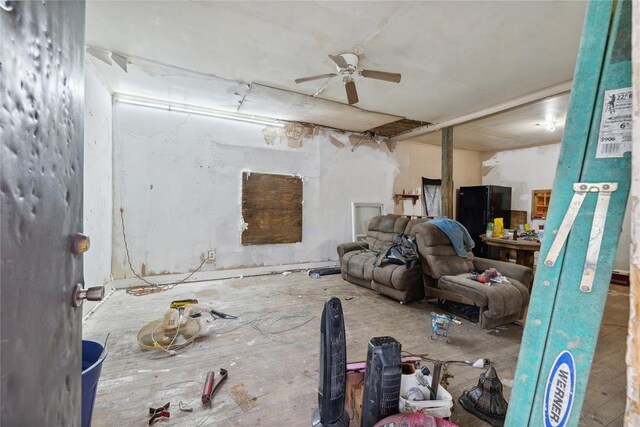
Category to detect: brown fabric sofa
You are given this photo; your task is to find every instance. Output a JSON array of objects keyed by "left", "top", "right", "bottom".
[
  {"left": 413, "top": 222, "right": 532, "bottom": 329},
  {"left": 337, "top": 215, "right": 427, "bottom": 303}
]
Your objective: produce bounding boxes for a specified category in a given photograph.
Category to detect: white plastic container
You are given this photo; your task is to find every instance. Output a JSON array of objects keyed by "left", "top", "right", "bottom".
[{"left": 399, "top": 373, "right": 453, "bottom": 418}]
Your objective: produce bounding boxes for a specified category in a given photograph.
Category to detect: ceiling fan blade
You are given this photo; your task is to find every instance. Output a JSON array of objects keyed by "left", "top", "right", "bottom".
[
  {"left": 295, "top": 73, "right": 337, "bottom": 83},
  {"left": 345, "top": 80, "right": 359, "bottom": 105},
  {"left": 360, "top": 69, "right": 402, "bottom": 83},
  {"left": 329, "top": 54, "right": 349, "bottom": 69}
]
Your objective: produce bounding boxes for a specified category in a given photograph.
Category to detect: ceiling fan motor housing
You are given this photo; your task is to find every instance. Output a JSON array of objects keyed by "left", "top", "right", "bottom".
[{"left": 337, "top": 53, "right": 359, "bottom": 73}]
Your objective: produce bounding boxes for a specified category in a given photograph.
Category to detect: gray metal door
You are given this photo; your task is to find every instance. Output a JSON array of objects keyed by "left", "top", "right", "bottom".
[{"left": 1, "top": 1, "right": 87, "bottom": 425}]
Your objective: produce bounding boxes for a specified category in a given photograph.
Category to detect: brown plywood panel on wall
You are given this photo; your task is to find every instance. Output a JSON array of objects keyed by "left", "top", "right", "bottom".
[{"left": 242, "top": 172, "right": 302, "bottom": 245}]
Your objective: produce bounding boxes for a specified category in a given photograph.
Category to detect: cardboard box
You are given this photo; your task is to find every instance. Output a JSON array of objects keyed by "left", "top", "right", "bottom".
[{"left": 345, "top": 371, "right": 365, "bottom": 425}]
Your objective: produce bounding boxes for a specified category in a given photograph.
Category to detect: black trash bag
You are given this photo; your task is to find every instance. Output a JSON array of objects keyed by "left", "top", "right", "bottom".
[{"left": 374, "top": 235, "right": 420, "bottom": 270}]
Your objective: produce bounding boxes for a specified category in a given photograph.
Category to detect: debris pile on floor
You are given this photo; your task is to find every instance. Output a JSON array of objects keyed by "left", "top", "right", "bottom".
[
  {"left": 136, "top": 299, "right": 237, "bottom": 354},
  {"left": 311, "top": 296, "right": 507, "bottom": 427},
  {"left": 132, "top": 299, "right": 242, "bottom": 424}
]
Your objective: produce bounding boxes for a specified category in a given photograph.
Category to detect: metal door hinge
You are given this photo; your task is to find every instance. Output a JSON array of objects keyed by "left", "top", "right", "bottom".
[{"left": 544, "top": 182, "right": 617, "bottom": 292}]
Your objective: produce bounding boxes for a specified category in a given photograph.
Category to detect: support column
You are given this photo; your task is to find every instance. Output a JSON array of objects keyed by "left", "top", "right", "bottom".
[{"left": 441, "top": 126, "right": 454, "bottom": 218}]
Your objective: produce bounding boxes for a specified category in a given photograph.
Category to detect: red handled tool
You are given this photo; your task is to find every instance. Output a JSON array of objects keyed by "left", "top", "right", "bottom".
[
  {"left": 201, "top": 368, "right": 229, "bottom": 407},
  {"left": 201, "top": 371, "right": 215, "bottom": 405}
]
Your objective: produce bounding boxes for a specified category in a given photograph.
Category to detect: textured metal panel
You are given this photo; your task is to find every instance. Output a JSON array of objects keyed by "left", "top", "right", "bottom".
[{"left": 1, "top": 1, "right": 85, "bottom": 426}]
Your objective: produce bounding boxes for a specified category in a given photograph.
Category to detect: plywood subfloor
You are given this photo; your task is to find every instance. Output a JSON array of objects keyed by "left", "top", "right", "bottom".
[{"left": 83, "top": 273, "right": 628, "bottom": 426}]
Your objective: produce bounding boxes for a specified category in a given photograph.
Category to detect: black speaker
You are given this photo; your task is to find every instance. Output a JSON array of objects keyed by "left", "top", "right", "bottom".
[
  {"left": 360, "top": 336, "right": 402, "bottom": 427},
  {"left": 311, "top": 297, "right": 349, "bottom": 427}
]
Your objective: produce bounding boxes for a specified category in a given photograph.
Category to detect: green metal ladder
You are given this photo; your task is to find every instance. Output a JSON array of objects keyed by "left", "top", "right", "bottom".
[{"left": 506, "top": 1, "right": 631, "bottom": 425}]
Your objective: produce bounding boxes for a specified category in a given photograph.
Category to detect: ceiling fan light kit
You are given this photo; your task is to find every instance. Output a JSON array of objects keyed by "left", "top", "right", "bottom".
[{"left": 295, "top": 52, "right": 402, "bottom": 105}]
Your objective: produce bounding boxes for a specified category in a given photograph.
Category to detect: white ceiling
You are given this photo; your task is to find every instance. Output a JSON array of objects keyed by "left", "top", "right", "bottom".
[
  {"left": 85, "top": 1, "right": 586, "bottom": 148},
  {"left": 412, "top": 93, "right": 569, "bottom": 151}
]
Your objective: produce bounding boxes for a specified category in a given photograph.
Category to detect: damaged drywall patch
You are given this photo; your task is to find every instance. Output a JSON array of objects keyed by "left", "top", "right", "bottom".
[
  {"left": 348, "top": 133, "right": 390, "bottom": 152},
  {"left": 283, "top": 123, "right": 315, "bottom": 148},
  {"left": 284, "top": 123, "right": 304, "bottom": 148},
  {"left": 482, "top": 165, "right": 496, "bottom": 176},
  {"left": 481, "top": 146, "right": 559, "bottom": 212},
  {"left": 481, "top": 152, "right": 499, "bottom": 177},
  {"left": 261, "top": 123, "right": 316, "bottom": 148},
  {"left": 329, "top": 135, "right": 346, "bottom": 148},
  {"left": 385, "top": 140, "right": 397, "bottom": 153},
  {"left": 262, "top": 127, "right": 278, "bottom": 145}
]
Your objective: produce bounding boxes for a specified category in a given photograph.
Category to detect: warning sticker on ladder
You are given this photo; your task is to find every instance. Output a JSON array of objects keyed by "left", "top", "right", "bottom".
[{"left": 596, "top": 87, "right": 632, "bottom": 158}]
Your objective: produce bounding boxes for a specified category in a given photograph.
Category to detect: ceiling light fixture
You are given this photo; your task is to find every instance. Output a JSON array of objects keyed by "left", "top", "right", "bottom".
[{"left": 113, "top": 94, "right": 285, "bottom": 128}]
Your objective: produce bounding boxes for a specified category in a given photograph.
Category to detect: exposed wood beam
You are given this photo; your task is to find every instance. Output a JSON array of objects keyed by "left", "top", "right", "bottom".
[
  {"left": 441, "top": 126, "right": 454, "bottom": 218},
  {"left": 390, "top": 81, "right": 573, "bottom": 142}
]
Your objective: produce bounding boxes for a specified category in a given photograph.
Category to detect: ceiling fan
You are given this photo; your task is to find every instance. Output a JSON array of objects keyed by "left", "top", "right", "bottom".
[{"left": 294, "top": 53, "right": 401, "bottom": 105}]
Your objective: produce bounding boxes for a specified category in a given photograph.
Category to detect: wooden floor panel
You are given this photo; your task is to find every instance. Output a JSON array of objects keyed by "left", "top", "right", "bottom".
[{"left": 83, "top": 273, "right": 628, "bottom": 426}]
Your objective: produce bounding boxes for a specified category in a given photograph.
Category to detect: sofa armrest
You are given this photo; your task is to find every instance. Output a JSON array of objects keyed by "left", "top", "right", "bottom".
[
  {"left": 473, "top": 257, "right": 533, "bottom": 289},
  {"left": 337, "top": 241, "right": 370, "bottom": 264}
]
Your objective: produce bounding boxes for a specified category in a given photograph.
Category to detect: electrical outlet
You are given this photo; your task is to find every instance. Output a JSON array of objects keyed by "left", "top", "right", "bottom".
[{"left": 201, "top": 249, "right": 216, "bottom": 264}]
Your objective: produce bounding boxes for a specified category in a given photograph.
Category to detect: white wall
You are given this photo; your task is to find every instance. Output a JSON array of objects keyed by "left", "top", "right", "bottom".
[
  {"left": 111, "top": 103, "right": 398, "bottom": 278},
  {"left": 482, "top": 143, "right": 631, "bottom": 272},
  {"left": 391, "top": 140, "right": 483, "bottom": 216},
  {"left": 483, "top": 144, "right": 561, "bottom": 212},
  {"left": 83, "top": 64, "right": 113, "bottom": 309}
]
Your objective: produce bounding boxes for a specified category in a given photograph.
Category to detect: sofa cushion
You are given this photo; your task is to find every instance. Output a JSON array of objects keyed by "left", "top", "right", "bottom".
[
  {"left": 404, "top": 218, "right": 429, "bottom": 236},
  {"left": 438, "top": 273, "right": 529, "bottom": 320},
  {"left": 365, "top": 215, "right": 410, "bottom": 252},
  {"left": 413, "top": 223, "right": 474, "bottom": 279},
  {"left": 343, "top": 250, "right": 376, "bottom": 280},
  {"left": 372, "top": 263, "right": 420, "bottom": 291}
]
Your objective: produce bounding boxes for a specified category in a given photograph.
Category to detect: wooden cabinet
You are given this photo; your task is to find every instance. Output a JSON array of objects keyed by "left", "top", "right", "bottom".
[{"left": 531, "top": 189, "right": 552, "bottom": 220}]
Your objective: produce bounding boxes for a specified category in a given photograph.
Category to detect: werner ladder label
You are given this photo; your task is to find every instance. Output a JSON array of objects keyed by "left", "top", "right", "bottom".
[{"left": 543, "top": 350, "right": 576, "bottom": 427}]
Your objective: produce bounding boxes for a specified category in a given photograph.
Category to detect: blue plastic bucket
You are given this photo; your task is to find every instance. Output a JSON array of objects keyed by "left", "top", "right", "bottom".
[{"left": 82, "top": 340, "right": 107, "bottom": 427}]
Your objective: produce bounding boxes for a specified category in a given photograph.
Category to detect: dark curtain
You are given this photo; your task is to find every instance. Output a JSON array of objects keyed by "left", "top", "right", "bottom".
[{"left": 422, "top": 177, "right": 442, "bottom": 216}]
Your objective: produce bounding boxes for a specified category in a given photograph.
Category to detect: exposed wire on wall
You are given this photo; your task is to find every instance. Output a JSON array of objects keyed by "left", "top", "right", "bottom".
[{"left": 120, "top": 208, "right": 208, "bottom": 296}]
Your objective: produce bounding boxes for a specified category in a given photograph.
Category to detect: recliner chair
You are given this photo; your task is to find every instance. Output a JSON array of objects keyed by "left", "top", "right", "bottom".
[{"left": 413, "top": 222, "right": 532, "bottom": 329}]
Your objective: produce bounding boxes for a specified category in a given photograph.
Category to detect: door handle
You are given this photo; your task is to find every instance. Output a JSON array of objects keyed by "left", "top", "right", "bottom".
[{"left": 72, "top": 283, "right": 105, "bottom": 308}]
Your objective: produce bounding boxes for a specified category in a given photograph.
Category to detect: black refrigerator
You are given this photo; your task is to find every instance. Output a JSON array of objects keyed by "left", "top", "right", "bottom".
[{"left": 457, "top": 185, "right": 512, "bottom": 258}]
